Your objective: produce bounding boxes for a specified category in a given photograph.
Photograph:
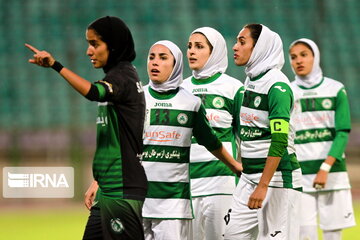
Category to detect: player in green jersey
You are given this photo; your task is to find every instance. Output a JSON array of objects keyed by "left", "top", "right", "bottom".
[
  {"left": 182, "top": 27, "right": 244, "bottom": 240},
  {"left": 26, "top": 16, "right": 147, "bottom": 240},
  {"left": 142, "top": 40, "right": 242, "bottom": 240},
  {"left": 224, "top": 24, "right": 302, "bottom": 240},
  {"left": 289, "top": 38, "right": 356, "bottom": 240}
]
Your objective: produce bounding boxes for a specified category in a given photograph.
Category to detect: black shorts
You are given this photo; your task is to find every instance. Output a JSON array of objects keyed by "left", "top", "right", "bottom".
[{"left": 83, "top": 197, "right": 144, "bottom": 240}]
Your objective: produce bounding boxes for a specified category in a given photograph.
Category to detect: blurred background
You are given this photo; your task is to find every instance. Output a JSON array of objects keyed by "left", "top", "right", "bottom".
[{"left": 0, "top": 0, "right": 359, "bottom": 239}]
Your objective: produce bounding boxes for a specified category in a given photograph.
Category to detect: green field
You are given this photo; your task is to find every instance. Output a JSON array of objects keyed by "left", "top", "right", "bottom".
[
  {"left": 0, "top": 206, "right": 89, "bottom": 240},
  {"left": 0, "top": 202, "right": 359, "bottom": 239}
]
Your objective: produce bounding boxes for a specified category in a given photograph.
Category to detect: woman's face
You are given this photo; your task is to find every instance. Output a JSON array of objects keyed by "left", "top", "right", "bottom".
[
  {"left": 289, "top": 43, "right": 314, "bottom": 77},
  {"left": 233, "top": 28, "right": 254, "bottom": 66},
  {"left": 147, "top": 44, "right": 174, "bottom": 84},
  {"left": 187, "top": 33, "right": 211, "bottom": 70},
  {"left": 86, "top": 29, "right": 109, "bottom": 68}
]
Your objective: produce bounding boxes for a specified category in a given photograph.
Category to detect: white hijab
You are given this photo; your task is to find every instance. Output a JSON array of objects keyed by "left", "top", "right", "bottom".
[
  {"left": 191, "top": 27, "right": 228, "bottom": 79},
  {"left": 149, "top": 40, "right": 183, "bottom": 92},
  {"left": 245, "top": 25, "right": 285, "bottom": 79},
  {"left": 289, "top": 38, "right": 323, "bottom": 88}
]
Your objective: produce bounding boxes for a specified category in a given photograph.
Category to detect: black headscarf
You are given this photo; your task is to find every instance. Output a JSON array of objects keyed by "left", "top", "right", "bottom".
[{"left": 88, "top": 16, "right": 136, "bottom": 73}]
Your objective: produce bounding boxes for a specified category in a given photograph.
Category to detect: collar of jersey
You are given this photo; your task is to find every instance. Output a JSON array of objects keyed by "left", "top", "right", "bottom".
[
  {"left": 149, "top": 87, "right": 179, "bottom": 100},
  {"left": 191, "top": 72, "right": 222, "bottom": 85},
  {"left": 249, "top": 70, "right": 270, "bottom": 81},
  {"left": 297, "top": 77, "right": 324, "bottom": 90}
]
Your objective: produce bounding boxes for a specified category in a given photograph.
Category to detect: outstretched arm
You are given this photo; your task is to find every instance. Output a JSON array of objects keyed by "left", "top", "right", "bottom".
[{"left": 25, "top": 43, "right": 91, "bottom": 96}]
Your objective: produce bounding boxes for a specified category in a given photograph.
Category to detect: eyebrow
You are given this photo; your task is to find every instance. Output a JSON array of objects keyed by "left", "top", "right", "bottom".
[
  {"left": 189, "top": 41, "right": 205, "bottom": 44},
  {"left": 149, "top": 52, "right": 169, "bottom": 56}
]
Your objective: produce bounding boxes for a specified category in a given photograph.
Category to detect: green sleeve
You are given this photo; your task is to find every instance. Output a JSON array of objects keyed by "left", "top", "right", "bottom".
[
  {"left": 267, "top": 83, "right": 293, "bottom": 157},
  {"left": 268, "top": 82, "right": 293, "bottom": 120},
  {"left": 328, "top": 130, "right": 349, "bottom": 160},
  {"left": 232, "top": 86, "right": 245, "bottom": 138},
  {"left": 193, "top": 104, "right": 222, "bottom": 151},
  {"left": 328, "top": 88, "right": 351, "bottom": 161},
  {"left": 94, "top": 82, "right": 108, "bottom": 100},
  {"left": 335, "top": 87, "right": 351, "bottom": 131}
]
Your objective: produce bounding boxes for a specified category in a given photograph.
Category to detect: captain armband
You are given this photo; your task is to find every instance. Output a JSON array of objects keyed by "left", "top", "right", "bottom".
[
  {"left": 268, "top": 119, "right": 289, "bottom": 157},
  {"left": 270, "top": 119, "right": 289, "bottom": 134}
]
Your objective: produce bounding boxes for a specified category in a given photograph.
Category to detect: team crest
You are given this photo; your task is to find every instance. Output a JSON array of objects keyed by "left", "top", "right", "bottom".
[
  {"left": 177, "top": 113, "right": 188, "bottom": 125},
  {"left": 322, "top": 99, "right": 332, "bottom": 109},
  {"left": 110, "top": 218, "right": 124, "bottom": 233},
  {"left": 212, "top": 97, "right": 225, "bottom": 108},
  {"left": 254, "top": 96, "right": 262, "bottom": 108}
]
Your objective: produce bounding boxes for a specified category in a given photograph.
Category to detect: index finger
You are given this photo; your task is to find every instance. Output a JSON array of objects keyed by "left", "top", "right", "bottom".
[{"left": 25, "top": 43, "right": 40, "bottom": 53}]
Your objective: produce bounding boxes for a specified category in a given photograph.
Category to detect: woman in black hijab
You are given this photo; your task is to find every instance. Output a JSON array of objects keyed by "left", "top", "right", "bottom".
[{"left": 26, "top": 16, "right": 147, "bottom": 240}]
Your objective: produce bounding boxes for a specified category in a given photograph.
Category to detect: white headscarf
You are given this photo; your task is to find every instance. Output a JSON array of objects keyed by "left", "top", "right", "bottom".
[
  {"left": 289, "top": 38, "right": 323, "bottom": 88},
  {"left": 191, "top": 27, "right": 228, "bottom": 79},
  {"left": 245, "top": 25, "right": 284, "bottom": 79},
  {"left": 149, "top": 40, "right": 183, "bottom": 92}
]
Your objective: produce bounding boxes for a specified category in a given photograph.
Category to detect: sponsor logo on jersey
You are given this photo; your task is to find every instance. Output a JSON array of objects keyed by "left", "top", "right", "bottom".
[
  {"left": 240, "top": 128, "right": 263, "bottom": 138},
  {"left": 254, "top": 96, "right": 262, "bottom": 108},
  {"left": 154, "top": 102, "right": 173, "bottom": 107},
  {"left": 177, "top": 113, "right": 188, "bottom": 125},
  {"left": 240, "top": 112, "right": 259, "bottom": 123},
  {"left": 206, "top": 113, "right": 220, "bottom": 122},
  {"left": 293, "top": 112, "right": 331, "bottom": 126},
  {"left": 322, "top": 99, "right": 332, "bottom": 109},
  {"left": 143, "top": 149, "right": 181, "bottom": 160},
  {"left": 145, "top": 131, "right": 181, "bottom": 142},
  {"left": 192, "top": 88, "right": 208, "bottom": 93},
  {"left": 110, "top": 218, "right": 124, "bottom": 233},
  {"left": 296, "top": 129, "right": 333, "bottom": 141},
  {"left": 212, "top": 97, "right": 225, "bottom": 108}
]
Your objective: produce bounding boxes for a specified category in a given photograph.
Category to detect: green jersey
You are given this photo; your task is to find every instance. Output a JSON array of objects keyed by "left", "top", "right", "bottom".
[
  {"left": 182, "top": 73, "right": 244, "bottom": 197},
  {"left": 92, "top": 62, "right": 147, "bottom": 200},
  {"left": 292, "top": 77, "right": 351, "bottom": 192},
  {"left": 239, "top": 69, "right": 302, "bottom": 190},
  {"left": 142, "top": 86, "right": 222, "bottom": 219}
]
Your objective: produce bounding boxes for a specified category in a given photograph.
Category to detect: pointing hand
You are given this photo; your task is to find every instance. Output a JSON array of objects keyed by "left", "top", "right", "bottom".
[{"left": 25, "top": 43, "right": 55, "bottom": 68}]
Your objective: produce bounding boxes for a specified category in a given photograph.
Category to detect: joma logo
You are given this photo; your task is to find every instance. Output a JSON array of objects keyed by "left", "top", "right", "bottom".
[{"left": 154, "top": 102, "right": 172, "bottom": 107}]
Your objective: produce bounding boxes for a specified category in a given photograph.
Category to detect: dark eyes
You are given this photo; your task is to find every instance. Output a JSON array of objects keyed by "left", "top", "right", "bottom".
[
  {"left": 188, "top": 43, "right": 204, "bottom": 49},
  {"left": 149, "top": 55, "right": 168, "bottom": 60}
]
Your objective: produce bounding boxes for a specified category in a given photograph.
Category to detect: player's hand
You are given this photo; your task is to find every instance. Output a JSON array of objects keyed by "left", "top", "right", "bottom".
[
  {"left": 25, "top": 43, "right": 55, "bottom": 67},
  {"left": 232, "top": 162, "right": 243, "bottom": 177},
  {"left": 248, "top": 183, "right": 268, "bottom": 209},
  {"left": 84, "top": 180, "right": 99, "bottom": 210},
  {"left": 313, "top": 170, "right": 328, "bottom": 190}
]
